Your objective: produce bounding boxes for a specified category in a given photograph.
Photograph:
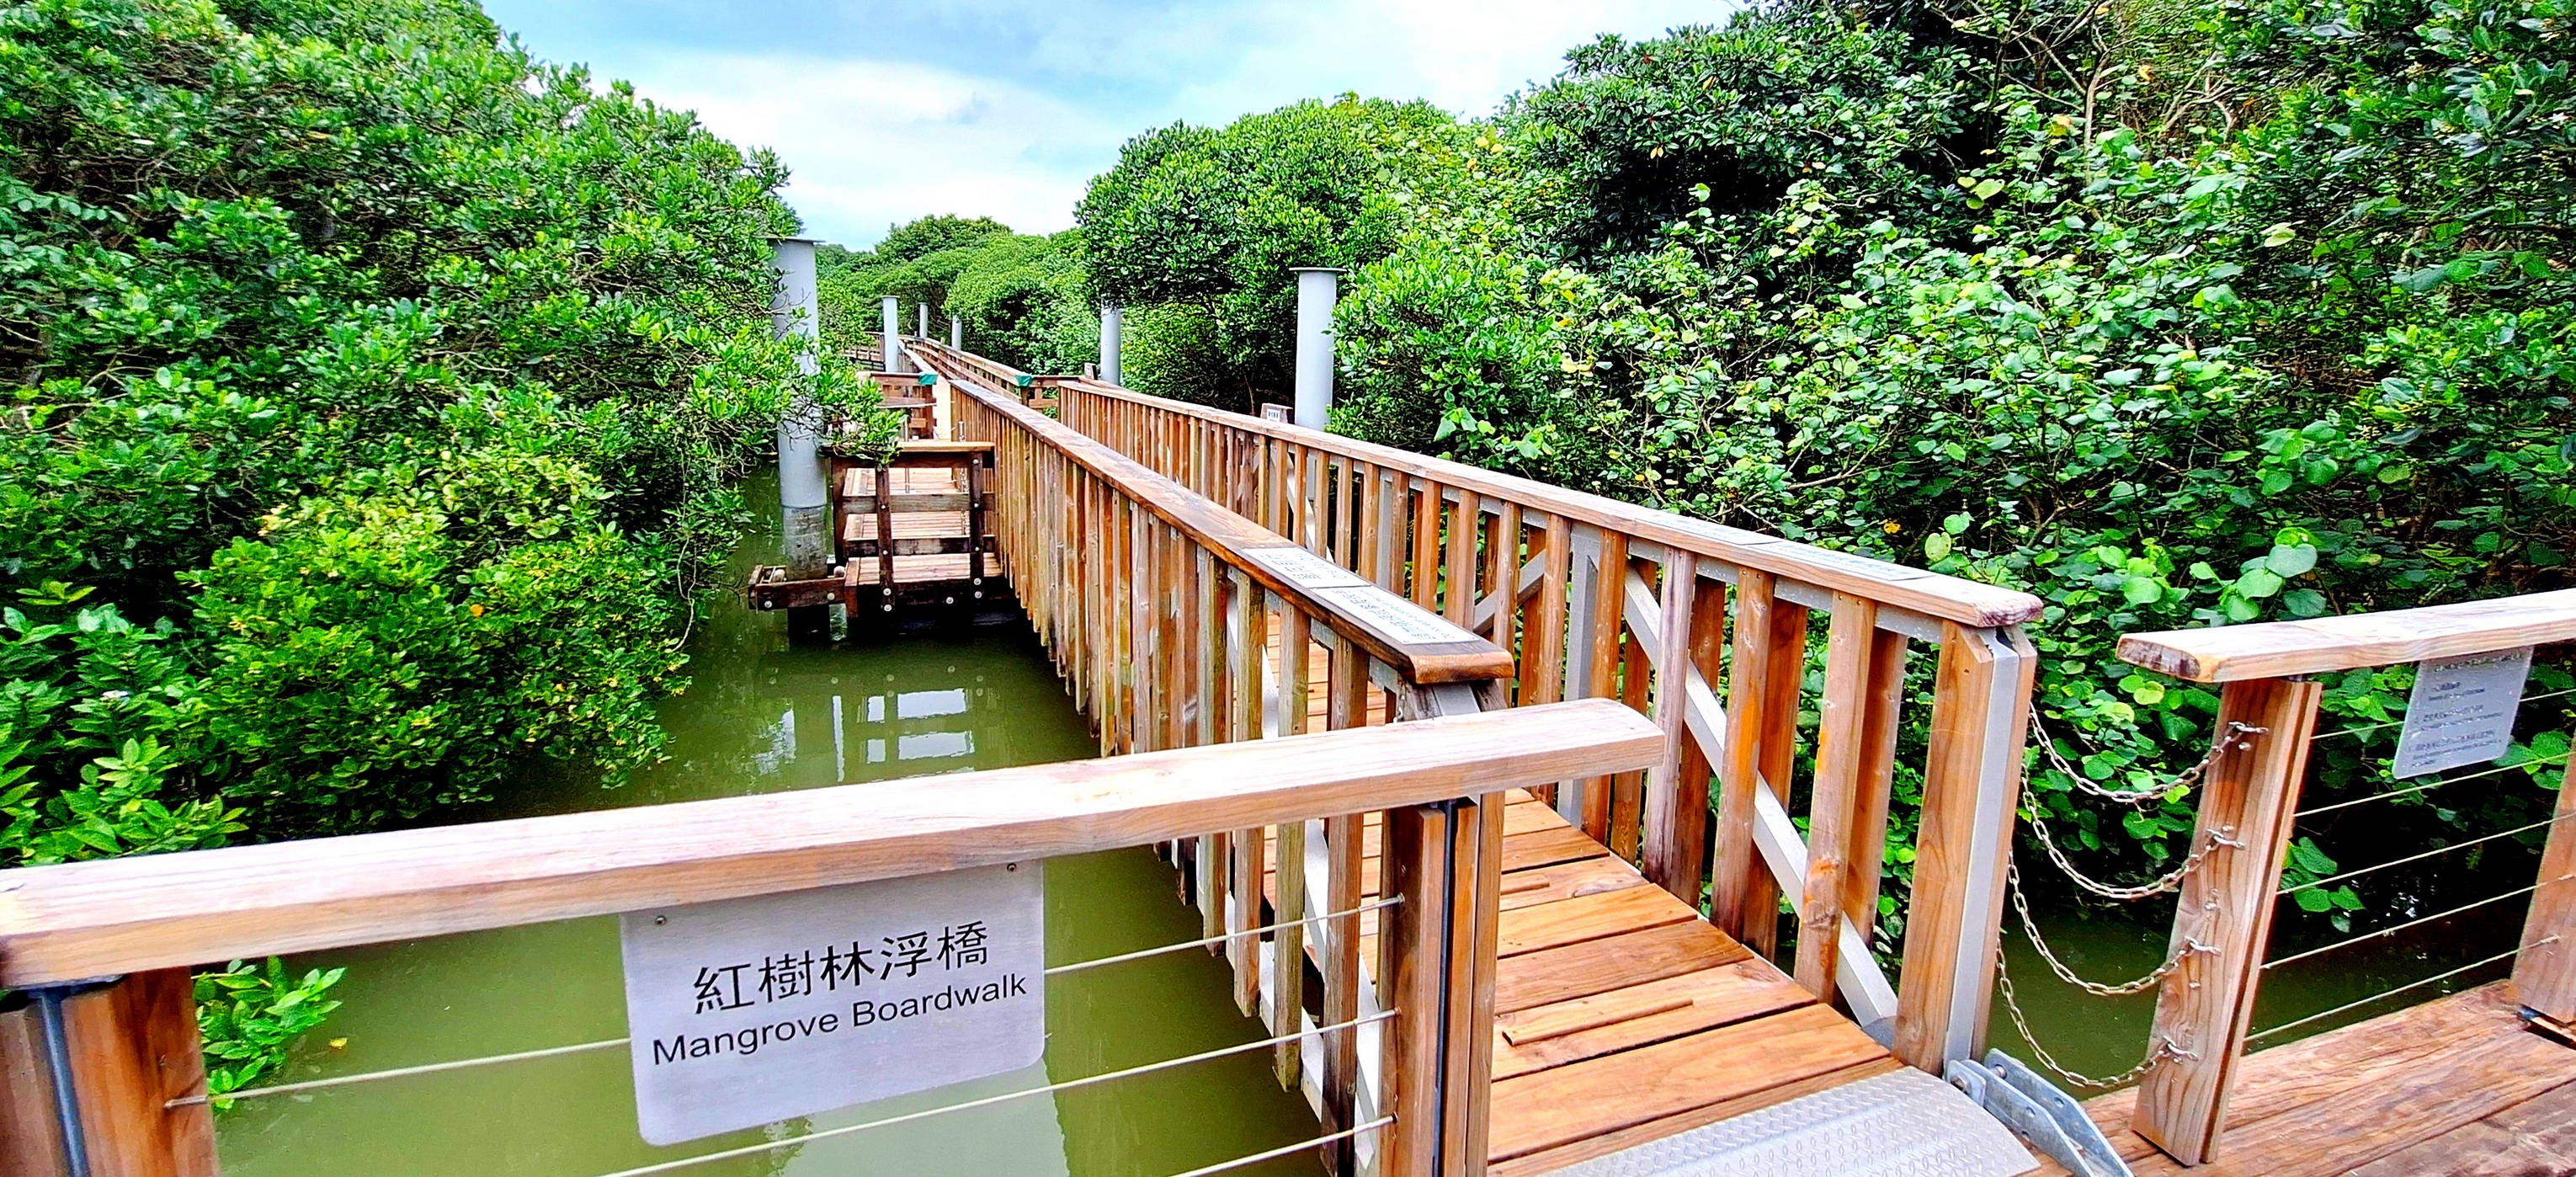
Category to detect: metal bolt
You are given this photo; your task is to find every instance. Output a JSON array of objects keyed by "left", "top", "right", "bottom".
[{"left": 654, "top": 915, "right": 668, "bottom": 926}]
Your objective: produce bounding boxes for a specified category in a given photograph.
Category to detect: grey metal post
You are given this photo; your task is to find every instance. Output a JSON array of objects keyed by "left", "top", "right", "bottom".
[
  {"left": 1291, "top": 267, "right": 1343, "bottom": 430},
  {"left": 1099, "top": 303, "right": 1123, "bottom": 386},
  {"left": 917, "top": 302, "right": 929, "bottom": 341},
  {"left": 881, "top": 295, "right": 903, "bottom": 373},
  {"left": 31, "top": 983, "right": 98, "bottom": 1177},
  {"left": 950, "top": 315, "right": 962, "bottom": 350},
  {"left": 771, "top": 238, "right": 830, "bottom": 639}
]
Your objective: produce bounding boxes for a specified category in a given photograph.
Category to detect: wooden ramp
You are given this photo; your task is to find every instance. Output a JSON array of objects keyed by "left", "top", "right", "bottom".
[
  {"left": 1253, "top": 610, "right": 1911, "bottom": 1172},
  {"left": 1264, "top": 790, "right": 1902, "bottom": 1173},
  {"left": 2068, "top": 982, "right": 2576, "bottom": 1176},
  {"left": 832, "top": 441, "right": 1002, "bottom": 610}
]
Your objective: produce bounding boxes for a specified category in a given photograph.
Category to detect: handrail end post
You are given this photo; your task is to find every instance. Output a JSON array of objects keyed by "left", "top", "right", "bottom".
[
  {"left": 1892, "top": 623, "right": 2034, "bottom": 1073},
  {"left": 3, "top": 970, "right": 214, "bottom": 1177},
  {"left": 2133, "top": 675, "right": 2323, "bottom": 1165}
]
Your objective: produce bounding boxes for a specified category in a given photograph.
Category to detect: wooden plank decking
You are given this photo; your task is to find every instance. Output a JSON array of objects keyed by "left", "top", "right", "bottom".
[
  {"left": 1248, "top": 623, "right": 1901, "bottom": 1171},
  {"left": 1260, "top": 789, "right": 1898, "bottom": 1172},
  {"left": 2064, "top": 982, "right": 2576, "bottom": 1176}
]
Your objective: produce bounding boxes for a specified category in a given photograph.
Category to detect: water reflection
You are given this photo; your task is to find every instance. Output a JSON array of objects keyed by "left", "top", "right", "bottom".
[{"left": 213, "top": 475, "right": 1315, "bottom": 1177}]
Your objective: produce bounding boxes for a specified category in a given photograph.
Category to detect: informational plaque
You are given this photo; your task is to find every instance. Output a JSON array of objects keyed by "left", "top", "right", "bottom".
[
  {"left": 620, "top": 862, "right": 1045, "bottom": 1145},
  {"left": 2392, "top": 647, "right": 2533, "bottom": 779},
  {"left": 1244, "top": 545, "right": 1368, "bottom": 590},
  {"left": 1319, "top": 583, "right": 1482, "bottom": 646}
]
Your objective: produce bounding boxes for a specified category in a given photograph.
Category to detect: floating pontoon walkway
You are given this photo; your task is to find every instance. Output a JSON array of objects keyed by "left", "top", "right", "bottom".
[
  {"left": 2059, "top": 982, "right": 2576, "bottom": 1177},
  {"left": 1271, "top": 790, "right": 1919, "bottom": 1172}
]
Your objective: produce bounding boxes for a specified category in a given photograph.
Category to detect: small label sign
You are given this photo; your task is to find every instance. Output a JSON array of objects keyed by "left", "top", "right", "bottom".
[
  {"left": 620, "top": 863, "right": 1044, "bottom": 1145},
  {"left": 1320, "top": 583, "right": 1481, "bottom": 646},
  {"left": 2392, "top": 647, "right": 2534, "bottom": 779},
  {"left": 1245, "top": 545, "right": 1368, "bottom": 590}
]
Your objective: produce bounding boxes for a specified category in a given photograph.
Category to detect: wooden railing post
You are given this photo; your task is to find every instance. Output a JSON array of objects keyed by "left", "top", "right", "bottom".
[
  {"left": 1382, "top": 794, "right": 1500, "bottom": 1177},
  {"left": 1640, "top": 554, "right": 1701, "bottom": 903},
  {"left": 2, "top": 996, "right": 68, "bottom": 1175},
  {"left": 0, "top": 971, "right": 216, "bottom": 1177},
  {"left": 2133, "top": 675, "right": 2323, "bottom": 1165},
  {"left": 2515, "top": 743, "right": 2576, "bottom": 1022},
  {"left": 1891, "top": 622, "right": 2035, "bottom": 1073}
]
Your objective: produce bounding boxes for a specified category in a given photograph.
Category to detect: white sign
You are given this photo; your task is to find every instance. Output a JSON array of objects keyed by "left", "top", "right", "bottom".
[
  {"left": 2392, "top": 647, "right": 2533, "bottom": 779},
  {"left": 1244, "top": 545, "right": 1368, "bottom": 590},
  {"left": 620, "top": 862, "right": 1045, "bottom": 1145},
  {"left": 1320, "top": 583, "right": 1481, "bottom": 646}
]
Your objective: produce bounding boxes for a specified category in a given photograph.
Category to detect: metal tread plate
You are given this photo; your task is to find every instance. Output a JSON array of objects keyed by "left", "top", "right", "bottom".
[{"left": 1546, "top": 1066, "right": 2038, "bottom": 1177}]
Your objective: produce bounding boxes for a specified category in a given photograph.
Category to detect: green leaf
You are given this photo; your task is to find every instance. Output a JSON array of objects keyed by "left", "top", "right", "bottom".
[
  {"left": 2395, "top": 264, "right": 2451, "bottom": 293},
  {"left": 2237, "top": 568, "right": 2286, "bottom": 599},
  {"left": 2265, "top": 544, "right": 2318, "bottom": 578}
]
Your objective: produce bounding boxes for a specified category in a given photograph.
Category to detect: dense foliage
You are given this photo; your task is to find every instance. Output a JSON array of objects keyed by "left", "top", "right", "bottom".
[
  {"left": 0, "top": 0, "right": 896, "bottom": 861},
  {"left": 195, "top": 957, "right": 344, "bottom": 1100},
  {"left": 1072, "top": 97, "right": 1472, "bottom": 411},
  {"left": 1322, "top": 0, "right": 2574, "bottom": 934},
  {"left": 817, "top": 218, "right": 1095, "bottom": 375}
]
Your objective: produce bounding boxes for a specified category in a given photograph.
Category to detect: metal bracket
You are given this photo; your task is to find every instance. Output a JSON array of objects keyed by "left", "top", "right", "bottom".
[{"left": 1945, "top": 1050, "right": 2133, "bottom": 1177}]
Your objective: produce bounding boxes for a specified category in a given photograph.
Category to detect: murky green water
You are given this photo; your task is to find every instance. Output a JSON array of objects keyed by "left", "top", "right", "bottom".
[{"left": 214, "top": 476, "right": 1317, "bottom": 1177}]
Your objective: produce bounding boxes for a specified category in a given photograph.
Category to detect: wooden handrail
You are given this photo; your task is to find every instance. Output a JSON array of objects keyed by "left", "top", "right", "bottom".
[
  {"left": 926, "top": 349, "right": 1531, "bottom": 1172},
  {"left": 2121, "top": 588, "right": 2576, "bottom": 1165},
  {"left": 918, "top": 348, "right": 1514, "bottom": 684},
  {"left": 1032, "top": 370, "right": 2042, "bottom": 630},
  {"left": 934, "top": 343, "right": 2042, "bottom": 1075},
  {"left": 0, "top": 700, "right": 1654, "bottom": 987},
  {"left": 2120, "top": 588, "right": 2576, "bottom": 682}
]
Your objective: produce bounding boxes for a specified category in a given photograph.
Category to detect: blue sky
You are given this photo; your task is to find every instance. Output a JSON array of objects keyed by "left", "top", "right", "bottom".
[{"left": 482, "top": 0, "right": 1734, "bottom": 248}]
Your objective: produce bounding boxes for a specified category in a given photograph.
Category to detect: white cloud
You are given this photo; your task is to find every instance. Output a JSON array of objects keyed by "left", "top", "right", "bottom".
[
  {"left": 1158, "top": 0, "right": 1727, "bottom": 120},
  {"left": 523, "top": 1, "right": 1735, "bottom": 246},
  {"left": 614, "top": 52, "right": 1123, "bottom": 247}
]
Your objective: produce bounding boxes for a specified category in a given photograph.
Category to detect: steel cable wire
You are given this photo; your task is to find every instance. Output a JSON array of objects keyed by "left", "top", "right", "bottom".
[
  {"left": 169, "top": 897, "right": 1399, "bottom": 1109},
  {"left": 588, "top": 1009, "right": 1401, "bottom": 1177}
]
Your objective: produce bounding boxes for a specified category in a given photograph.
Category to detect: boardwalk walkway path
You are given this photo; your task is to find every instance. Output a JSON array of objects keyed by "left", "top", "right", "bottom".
[{"left": 1270, "top": 789, "right": 1904, "bottom": 1172}]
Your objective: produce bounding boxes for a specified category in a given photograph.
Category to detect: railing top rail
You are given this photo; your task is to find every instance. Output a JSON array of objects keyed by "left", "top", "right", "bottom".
[
  {"left": 2119, "top": 588, "right": 2576, "bottom": 683},
  {"left": 911, "top": 342, "right": 1514, "bottom": 684},
  {"left": 0, "top": 700, "right": 1656, "bottom": 987},
  {"left": 1005, "top": 360, "right": 2041, "bottom": 630}
]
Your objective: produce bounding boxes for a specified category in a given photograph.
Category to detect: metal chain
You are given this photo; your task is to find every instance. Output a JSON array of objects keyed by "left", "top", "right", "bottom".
[
  {"left": 2024, "top": 802, "right": 2245, "bottom": 900},
  {"left": 1994, "top": 947, "right": 2195, "bottom": 1089},
  {"left": 2005, "top": 855, "right": 2211, "bottom": 996},
  {"left": 2018, "top": 719, "right": 2263, "bottom": 900},
  {"left": 2030, "top": 712, "right": 2265, "bottom": 807},
  {"left": 1988, "top": 717, "right": 2266, "bottom": 1090}
]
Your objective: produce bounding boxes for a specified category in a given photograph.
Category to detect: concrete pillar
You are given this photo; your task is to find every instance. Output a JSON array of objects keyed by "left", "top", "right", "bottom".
[
  {"left": 1099, "top": 304, "right": 1123, "bottom": 386},
  {"left": 950, "top": 315, "right": 962, "bottom": 350},
  {"left": 881, "top": 295, "right": 903, "bottom": 373},
  {"left": 1291, "top": 267, "right": 1344, "bottom": 430},
  {"left": 771, "top": 237, "right": 831, "bottom": 640}
]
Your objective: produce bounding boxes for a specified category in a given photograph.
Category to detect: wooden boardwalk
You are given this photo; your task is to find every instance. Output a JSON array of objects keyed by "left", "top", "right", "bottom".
[
  {"left": 2062, "top": 982, "right": 2576, "bottom": 1176},
  {"left": 1264, "top": 789, "right": 1899, "bottom": 1173}
]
